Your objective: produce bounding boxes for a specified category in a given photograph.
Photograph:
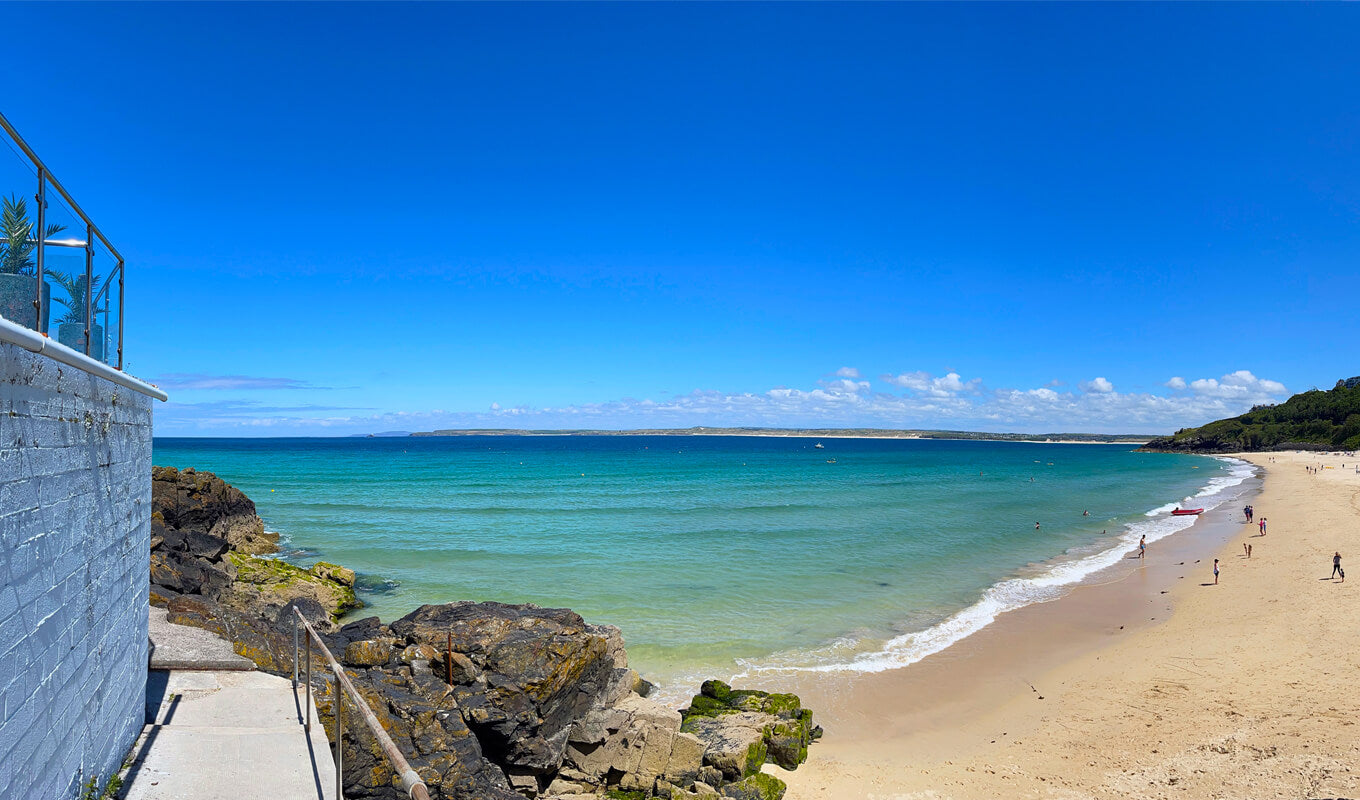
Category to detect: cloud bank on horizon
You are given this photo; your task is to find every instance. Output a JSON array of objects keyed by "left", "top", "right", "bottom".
[{"left": 155, "top": 368, "right": 1291, "bottom": 437}]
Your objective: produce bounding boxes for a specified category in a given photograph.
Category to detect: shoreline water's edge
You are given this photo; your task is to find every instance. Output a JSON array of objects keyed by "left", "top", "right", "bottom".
[{"left": 720, "top": 455, "right": 1256, "bottom": 686}]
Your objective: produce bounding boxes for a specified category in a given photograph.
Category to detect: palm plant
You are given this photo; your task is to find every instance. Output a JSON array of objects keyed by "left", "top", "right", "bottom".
[
  {"left": 49, "top": 270, "right": 108, "bottom": 325},
  {"left": 1, "top": 193, "right": 66, "bottom": 275}
]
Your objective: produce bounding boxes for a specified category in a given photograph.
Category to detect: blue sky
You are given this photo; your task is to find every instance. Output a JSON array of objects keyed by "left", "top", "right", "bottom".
[{"left": 6, "top": 2, "right": 1357, "bottom": 435}]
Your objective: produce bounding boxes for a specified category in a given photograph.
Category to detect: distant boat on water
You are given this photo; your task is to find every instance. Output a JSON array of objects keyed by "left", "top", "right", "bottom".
[
  {"left": 826, "top": 458, "right": 837, "bottom": 464},
  {"left": 814, "top": 442, "right": 825, "bottom": 449}
]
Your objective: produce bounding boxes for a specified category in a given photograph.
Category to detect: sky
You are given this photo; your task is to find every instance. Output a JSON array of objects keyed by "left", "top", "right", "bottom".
[{"left": 5, "top": 2, "right": 1357, "bottom": 436}]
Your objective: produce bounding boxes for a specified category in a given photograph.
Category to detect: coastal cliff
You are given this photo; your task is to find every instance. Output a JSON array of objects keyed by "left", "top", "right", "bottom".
[
  {"left": 149, "top": 467, "right": 818, "bottom": 800},
  {"left": 1140, "top": 377, "right": 1360, "bottom": 453}
]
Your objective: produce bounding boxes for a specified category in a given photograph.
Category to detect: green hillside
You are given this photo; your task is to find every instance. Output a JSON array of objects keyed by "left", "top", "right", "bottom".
[{"left": 1141, "top": 377, "right": 1360, "bottom": 453}]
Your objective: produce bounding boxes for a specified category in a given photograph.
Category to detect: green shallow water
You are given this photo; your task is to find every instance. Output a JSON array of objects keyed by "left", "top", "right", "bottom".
[{"left": 153, "top": 436, "right": 1244, "bottom": 691}]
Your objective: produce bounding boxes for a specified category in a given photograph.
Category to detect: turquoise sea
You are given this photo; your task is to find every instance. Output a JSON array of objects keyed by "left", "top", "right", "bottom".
[{"left": 152, "top": 436, "right": 1252, "bottom": 694}]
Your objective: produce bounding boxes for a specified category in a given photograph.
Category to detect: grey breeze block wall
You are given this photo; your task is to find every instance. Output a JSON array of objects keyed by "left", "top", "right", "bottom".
[{"left": 0, "top": 340, "right": 153, "bottom": 798}]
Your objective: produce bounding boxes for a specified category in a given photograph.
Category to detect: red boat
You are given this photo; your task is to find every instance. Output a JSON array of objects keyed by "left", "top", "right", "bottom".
[{"left": 1171, "top": 507, "right": 1204, "bottom": 516}]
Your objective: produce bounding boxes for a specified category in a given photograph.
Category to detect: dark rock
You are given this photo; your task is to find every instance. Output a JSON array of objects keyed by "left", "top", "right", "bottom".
[
  {"left": 185, "top": 530, "right": 230, "bottom": 560},
  {"left": 344, "top": 639, "right": 394, "bottom": 667},
  {"left": 152, "top": 465, "right": 279, "bottom": 554},
  {"left": 309, "top": 659, "right": 521, "bottom": 800}
]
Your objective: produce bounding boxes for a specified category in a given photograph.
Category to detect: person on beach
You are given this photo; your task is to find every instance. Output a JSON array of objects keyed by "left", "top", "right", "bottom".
[
  {"left": 1139, "top": 535, "right": 1146, "bottom": 559},
  {"left": 1243, "top": 541, "right": 1249, "bottom": 557},
  {"left": 1213, "top": 558, "right": 1220, "bottom": 585},
  {"left": 1259, "top": 518, "right": 1267, "bottom": 536},
  {"left": 1333, "top": 552, "right": 1344, "bottom": 581},
  {"left": 1248, "top": 543, "right": 1252, "bottom": 558}
]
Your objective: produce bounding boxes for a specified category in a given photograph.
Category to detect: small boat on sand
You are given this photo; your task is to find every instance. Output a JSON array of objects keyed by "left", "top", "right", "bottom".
[{"left": 1171, "top": 507, "right": 1204, "bottom": 516}]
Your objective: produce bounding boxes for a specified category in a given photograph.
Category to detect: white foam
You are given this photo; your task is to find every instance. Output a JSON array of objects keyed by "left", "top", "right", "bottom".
[{"left": 735, "top": 457, "right": 1257, "bottom": 677}]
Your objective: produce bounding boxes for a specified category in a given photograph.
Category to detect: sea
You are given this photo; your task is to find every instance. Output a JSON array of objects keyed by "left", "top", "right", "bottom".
[{"left": 153, "top": 436, "right": 1254, "bottom": 697}]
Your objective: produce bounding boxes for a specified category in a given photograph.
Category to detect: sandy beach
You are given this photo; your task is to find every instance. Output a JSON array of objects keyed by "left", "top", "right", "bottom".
[{"left": 772, "top": 451, "right": 1360, "bottom": 799}]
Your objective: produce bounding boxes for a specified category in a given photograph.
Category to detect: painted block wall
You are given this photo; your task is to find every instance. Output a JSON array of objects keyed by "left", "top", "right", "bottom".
[{"left": 0, "top": 341, "right": 154, "bottom": 798}]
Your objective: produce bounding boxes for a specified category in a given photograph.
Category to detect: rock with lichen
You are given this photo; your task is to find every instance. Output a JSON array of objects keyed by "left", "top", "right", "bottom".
[{"left": 680, "top": 681, "right": 821, "bottom": 779}]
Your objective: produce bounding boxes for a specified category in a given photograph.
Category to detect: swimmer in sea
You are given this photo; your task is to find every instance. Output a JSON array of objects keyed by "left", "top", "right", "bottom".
[
  {"left": 1083, "top": 510, "right": 1090, "bottom": 517},
  {"left": 1035, "top": 522, "right": 1041, "bottom": 531}
]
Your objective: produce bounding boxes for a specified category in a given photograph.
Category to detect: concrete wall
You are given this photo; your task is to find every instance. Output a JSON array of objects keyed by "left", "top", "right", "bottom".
[{"left": 0, "top": 340, "right": 154, "bottom": 798}]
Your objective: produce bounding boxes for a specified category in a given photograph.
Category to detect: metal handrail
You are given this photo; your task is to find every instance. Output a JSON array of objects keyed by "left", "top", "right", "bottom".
[
  {"left": 292, "top": 607, "right": 432, "bottom": 800},
  {"left": 0, "top": 110, "right": 124, "bottom": 368}
]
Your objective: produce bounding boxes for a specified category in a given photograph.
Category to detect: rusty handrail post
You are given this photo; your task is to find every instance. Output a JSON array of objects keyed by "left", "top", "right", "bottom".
[{"left": 292, "top": 607, "right": 431, "bottom": 800}]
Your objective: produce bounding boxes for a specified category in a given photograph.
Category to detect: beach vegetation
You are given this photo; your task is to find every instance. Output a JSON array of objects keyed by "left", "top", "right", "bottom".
[{"left": 1142, "top": 377, "right": 1360, "bottom": 452}]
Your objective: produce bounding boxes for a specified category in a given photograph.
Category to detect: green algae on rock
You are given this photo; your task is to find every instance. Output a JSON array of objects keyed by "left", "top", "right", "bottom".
[
  {"left": 681, "top": 681, "right": 821, "bottom": 776},
  {"left": 222, "top": 551, "right": 361, "bottom": 621}
]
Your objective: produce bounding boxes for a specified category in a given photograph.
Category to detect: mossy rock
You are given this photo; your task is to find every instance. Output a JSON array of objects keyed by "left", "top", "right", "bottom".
[
  {"left": 682, "top": 681, "right": 819, "bottom": 774},
  {"left": 718, "top": 772, "right": 786, "bottom": 800},
  {"left": 222, "top": 552, "right": 361, "bottom": 621}
]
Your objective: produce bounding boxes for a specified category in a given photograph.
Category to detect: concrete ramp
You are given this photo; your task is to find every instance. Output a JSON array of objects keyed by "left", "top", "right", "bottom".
[{"left": 122, "top": 668, "right": 336, "bottom": 799}]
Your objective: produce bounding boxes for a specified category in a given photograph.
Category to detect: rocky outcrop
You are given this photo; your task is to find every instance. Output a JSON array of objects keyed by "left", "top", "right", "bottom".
[
  {"left": 150, "top": 466, "right": 359, "bottom": 621},
  {"left": 153, "top": 465, "right": 278, "bottom": 554},
  {"left": 149, "top": 468, "right": 819, "bottom": 800}
]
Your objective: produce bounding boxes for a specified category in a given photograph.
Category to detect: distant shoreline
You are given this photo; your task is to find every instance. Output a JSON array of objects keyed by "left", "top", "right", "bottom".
[{"left": 406, "top": 427, "right": 1153, "bottom": 444}]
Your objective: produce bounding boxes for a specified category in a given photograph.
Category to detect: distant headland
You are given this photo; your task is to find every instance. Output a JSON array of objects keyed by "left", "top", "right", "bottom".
[
  {"left": 407, "top": 426, "right": 1153, "bottom": 444},
  {"left": 1141, "top": 376, "right": 1360, "bottom": 453}
]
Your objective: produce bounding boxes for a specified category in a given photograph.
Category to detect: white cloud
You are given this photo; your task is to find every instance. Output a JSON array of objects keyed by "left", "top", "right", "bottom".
[
  {"left": 882, "top": 371, "right": 982, "bottom": 397},
  {"left": 156, "top": 367, "right": 1292, "bottom": 437},
  {"left": 1166, "top": 376, "right": 1187, "bottom": 390},
  {"left": 1187, "top": 370, "right": 1286, "bottom": 400},
  {"left": 834, "top": 367, "right": 862, "bottom": 379},
  {"left": 1082, "top": 377, "right": 1114, "bottom": 393},
  {"left": 817, "top": 377, "right": 871, "bottom": 394}
]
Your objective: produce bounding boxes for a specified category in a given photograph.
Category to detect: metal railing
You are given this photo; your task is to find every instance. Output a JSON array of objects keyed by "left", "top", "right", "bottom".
[
  {"left": 292, "top": 607, "right": 432, "bottom": 800},
  {"left": 0, "top": 110, "right": 124, "bottom": 369}
]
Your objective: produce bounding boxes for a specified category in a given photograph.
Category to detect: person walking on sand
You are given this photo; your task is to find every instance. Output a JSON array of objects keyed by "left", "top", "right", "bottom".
[
  {"left": 1139, "top": 535, "right": 1146, "bottom": 559},
  {"left": 1259, "top": 518, "right": 1267, "bottom": 536},
  {"left": 1333, "top": 552, "right": 1344, "bottom": 580},
  {"left": 1248, "top": 543, "right": 1252, "bottom": 558},
  {"left": 1213, "top": 558, "right": 1220, "bottom": 585}
]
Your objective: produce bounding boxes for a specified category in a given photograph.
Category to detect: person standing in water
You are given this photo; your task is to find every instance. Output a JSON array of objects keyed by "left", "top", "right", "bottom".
[
  {"left": 1213, "top": 558, "right": 1220, "bottom": 584},
  {"left": 1139, "top": 535, "right": 1146, "bottom": 559},
  {"left": 1035, "top": 522, "right": 1041, "bottom": 531},
  {"left": 1333, "top": 552, "right": 1344, "bottom": 581}
]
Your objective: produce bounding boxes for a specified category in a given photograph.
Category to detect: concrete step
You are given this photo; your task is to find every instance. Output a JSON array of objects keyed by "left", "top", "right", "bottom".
[
  {"left": 148, "top": 608, "right": 255, "bottom": 671},
  {"left": 122, "top": 670, "right": 337, "bottom": 800}
]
